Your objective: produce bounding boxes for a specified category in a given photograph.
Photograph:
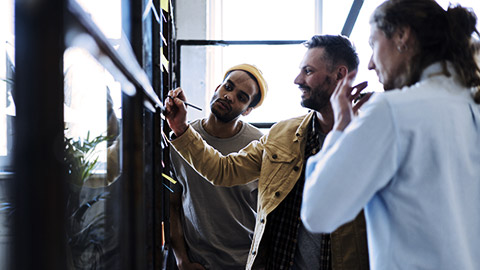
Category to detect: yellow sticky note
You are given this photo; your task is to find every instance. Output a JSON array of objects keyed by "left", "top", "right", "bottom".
[
  {"left": 162, "top": 173, "right": 177, "bottom": 184},
  {"left": 161, "top": 0, "right": 169, "bottom": 12}
]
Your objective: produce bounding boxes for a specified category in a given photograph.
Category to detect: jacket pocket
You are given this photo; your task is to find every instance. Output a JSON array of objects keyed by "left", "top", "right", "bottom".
[{"left": 259, "top": 143, "right": 296, "bottom": 195}]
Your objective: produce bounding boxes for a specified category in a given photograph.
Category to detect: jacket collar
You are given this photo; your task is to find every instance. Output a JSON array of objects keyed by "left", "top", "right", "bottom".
[{"left": 294, "top": 111, "right": 316, "bottom": 142}]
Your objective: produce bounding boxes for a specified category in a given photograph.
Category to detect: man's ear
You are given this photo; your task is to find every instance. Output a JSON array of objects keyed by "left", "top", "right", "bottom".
[
  {"left": 394, "top": 26, "right": 412, "bottom": 50},
  {"left": 241, "top": 107, "right": 254, "bottom": 116},
  {"left": 336, "top": 66, "right": 348, "bottom": 81}
]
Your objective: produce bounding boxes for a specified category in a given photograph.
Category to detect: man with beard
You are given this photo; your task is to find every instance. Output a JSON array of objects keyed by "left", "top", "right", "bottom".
[
  {"left": 165, "top": 35, "right": 370, "bottom": 270},
  {"left": 169, "top": 64, "right": 268, "bottom": 270}
]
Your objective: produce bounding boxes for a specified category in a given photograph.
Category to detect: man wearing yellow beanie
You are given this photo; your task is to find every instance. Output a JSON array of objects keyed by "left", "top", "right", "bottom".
[{"left": 169, "top": 64, "right": 268, "bottom": 270}]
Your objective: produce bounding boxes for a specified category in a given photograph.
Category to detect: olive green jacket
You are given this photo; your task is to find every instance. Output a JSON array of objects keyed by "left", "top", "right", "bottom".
[{"left": 171, "top": 112, "right": 369, "bottom": 270}]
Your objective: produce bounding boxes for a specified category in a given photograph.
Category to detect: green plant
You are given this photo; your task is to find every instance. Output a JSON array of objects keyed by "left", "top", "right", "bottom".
[
  {"left": 67, "top": 191, "right": 111, "bottom": 270},
  {"left": 64, "top": 131, "right": 111, "bottom": 186},
  {"left": 64, "top": 131, "right": 113, "bottom": 269}
]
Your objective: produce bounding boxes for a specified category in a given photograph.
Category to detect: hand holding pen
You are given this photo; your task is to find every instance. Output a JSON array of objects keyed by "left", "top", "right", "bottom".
[
  {"left": 168, "top": 96, "right": 202, "bottom": 111},
  {"left": 164, "top": 87, "right": 198, "bottom": 137}
]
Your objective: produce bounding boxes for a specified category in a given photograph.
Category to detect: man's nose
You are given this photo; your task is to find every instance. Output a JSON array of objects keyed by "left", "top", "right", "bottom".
[
  {"left": 294, "top": 73, "right": 303, "bottom": 85},
  {"left": 224, "top": 93, "right": 233, "bottom": 103}
]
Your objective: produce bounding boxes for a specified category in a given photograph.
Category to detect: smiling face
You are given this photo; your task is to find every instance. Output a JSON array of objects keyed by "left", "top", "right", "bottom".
[
  {"left": 210, "top": 70, "right": 259, "bottom": 123},
  {"left": 368, "top": 23, "right": 410, "bottom": 91},
  {"left": 294, "top": 47, "right": 338, "bottom": 112}
]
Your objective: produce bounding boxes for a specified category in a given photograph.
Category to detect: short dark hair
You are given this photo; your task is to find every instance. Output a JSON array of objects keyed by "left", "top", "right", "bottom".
[
  {"left": 224, "top": 70, "right": 262, "bottom": 108},
  {"left": 303, "top": 35, "right": 359, "bottom": 72}
]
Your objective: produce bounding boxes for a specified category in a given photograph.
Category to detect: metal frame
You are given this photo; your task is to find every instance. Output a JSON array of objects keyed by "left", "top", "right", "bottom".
[
  {"left": 13, "top": 0, "right": 67, "bottom": 268},
  {"left": 341, "top": 0, "right": 364, "bottom": 37}
]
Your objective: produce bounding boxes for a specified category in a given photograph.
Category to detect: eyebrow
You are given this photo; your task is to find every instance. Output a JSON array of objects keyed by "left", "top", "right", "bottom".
[
  {"left": 301, "top": 65, "right": 314, "bottom": 71},
  {"left": 238, "top": 90, "right": 250, "bottom": 101},
  {"left": 226, "top": 79, "right": 236, "bottom": 88},
  {"left": 226, "top": 78, "right": 251, "bottom": 101}
]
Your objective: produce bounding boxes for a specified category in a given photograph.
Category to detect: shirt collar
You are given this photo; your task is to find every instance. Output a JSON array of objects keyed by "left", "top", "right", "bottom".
[{"left": 420, "top": 61, "right": 455, "bottom": 82}]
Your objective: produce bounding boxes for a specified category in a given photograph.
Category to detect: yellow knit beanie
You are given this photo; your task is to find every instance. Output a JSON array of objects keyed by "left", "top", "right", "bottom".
[{"left": 223, "top": 64, "right": 268, "bottom": 108}]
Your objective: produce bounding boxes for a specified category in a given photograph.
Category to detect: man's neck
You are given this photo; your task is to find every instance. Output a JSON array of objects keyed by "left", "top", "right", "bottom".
[
  {"left": 314, "top": 108, "right": 334, "bottom": 134},
  {"left": 202, "top": 114, "right": 243, "bottom": 139}
]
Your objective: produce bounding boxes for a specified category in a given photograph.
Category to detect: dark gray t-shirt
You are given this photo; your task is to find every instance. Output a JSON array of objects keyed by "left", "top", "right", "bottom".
[{"left": 170, "top": 119, "right": 263, "bottom": 270}]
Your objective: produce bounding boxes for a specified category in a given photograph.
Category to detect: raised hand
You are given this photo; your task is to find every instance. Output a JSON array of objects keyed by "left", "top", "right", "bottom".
[
  {"left": 164, "top": 87, "right": 189, "bottom": 136},
  {"left": 330, "top": 71, "right": 371, "bottom": 131}
]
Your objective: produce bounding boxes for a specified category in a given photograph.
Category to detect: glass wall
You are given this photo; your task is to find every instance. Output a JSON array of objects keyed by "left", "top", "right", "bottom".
[
  {"left": 6, "top": 0, "right": 169, "bottom": 268},
  {"left": 0, "top": 0, "right": 14, "bottom": 268},
  {"left": 63, "top": 46, "right": 123, "bottom": 268}
]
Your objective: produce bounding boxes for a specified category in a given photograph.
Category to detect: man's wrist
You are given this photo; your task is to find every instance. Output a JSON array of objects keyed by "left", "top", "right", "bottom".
[{"left": 173, "top": 123, "right": 189, "bottom": 137}]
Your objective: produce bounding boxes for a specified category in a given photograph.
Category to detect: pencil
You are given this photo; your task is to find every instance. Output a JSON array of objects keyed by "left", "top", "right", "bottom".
[{"left": 167, "top": 96, "right": 202, "bottom": 111}]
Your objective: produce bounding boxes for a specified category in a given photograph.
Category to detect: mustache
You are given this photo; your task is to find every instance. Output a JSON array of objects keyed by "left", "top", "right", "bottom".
[
  {"left": 298, "top": 84, "right": 310, "bottom": 91},
  {"left": 215, "top": 98, "right": 232, "bottom": 111}
]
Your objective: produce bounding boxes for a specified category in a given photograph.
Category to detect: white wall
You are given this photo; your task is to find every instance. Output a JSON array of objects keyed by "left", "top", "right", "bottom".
[
  {"left": 174, "top": 0, "right": 209, "bottom": 121},
  {"left": 175, "top": 0, "right": 208, "bottom": 39}
]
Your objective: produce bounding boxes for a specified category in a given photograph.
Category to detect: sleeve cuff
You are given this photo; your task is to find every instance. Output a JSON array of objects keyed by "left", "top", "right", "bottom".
[{"left": 170, "top": 124, "right": 196, "bottom": 149}]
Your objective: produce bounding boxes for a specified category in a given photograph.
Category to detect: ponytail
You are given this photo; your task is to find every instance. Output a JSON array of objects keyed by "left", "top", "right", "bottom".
[{"left": 446, "top": 5, "right": 480, "bottom": 103}]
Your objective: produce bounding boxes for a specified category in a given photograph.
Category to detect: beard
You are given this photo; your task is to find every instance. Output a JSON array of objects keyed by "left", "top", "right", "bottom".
[
  {"left": 210, "top": 97, "right": 245, "bottom": 123},
  {"left": 301, "top": 90, "right": 330, "bottom": 111},
  {"left": 211, "top": 106, "right": 237, "bottom": 123},
  {"left": 299, "top": 76, "right": 333, "bottom": 111}
]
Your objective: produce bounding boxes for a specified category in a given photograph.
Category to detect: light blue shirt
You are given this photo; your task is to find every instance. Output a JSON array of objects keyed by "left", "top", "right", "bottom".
[{"left": 301, "top": 63, "right": 480, "bottom": 270}]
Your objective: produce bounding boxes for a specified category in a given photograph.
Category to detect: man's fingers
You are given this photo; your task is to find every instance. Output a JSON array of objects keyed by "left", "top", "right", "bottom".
[
  {"left": 353, "top": 92, "right": 374, "bottom": 112},
  {"left": 353, "top": 81, "right": 368, "bottom": 92},
  {"left": 336, "top": 71, "right": 358, "bottom": 98},
  {"left": 347, "top": 81, "right": 367, "bottom": 101},
  {"left": 171, "top": 87, "right": 186, "bottom": 101}
]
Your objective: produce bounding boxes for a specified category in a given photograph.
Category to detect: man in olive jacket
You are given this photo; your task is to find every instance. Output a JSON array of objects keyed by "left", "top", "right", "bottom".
[{"left": 165, "top": 35, "right": 370, "bottom": 270}]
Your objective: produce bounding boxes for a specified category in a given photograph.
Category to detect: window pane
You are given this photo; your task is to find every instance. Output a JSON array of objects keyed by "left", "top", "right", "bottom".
[
  {"left": 348, "top": 0, "right": 385, "bottom": 93},
  {"left": 75, "top": 0, "right": 122, "bottom": 40},
  {"left": 180, "top": 44, "right": 309, "bottom": 126},
  {"left": 211, "top": 0, "right": 316, "bottom": 40},
  {"left": 322, "top": 0, "right": 354, "bottom": 35},
  {"left": 64, "top": 47, "right": 123, "bottom": 268},
  {"left": 0, "top": 0, "right": 14, "bottom": 169},
  {"left": 0, "top": 0, "right": 14, "bottom": 268}
]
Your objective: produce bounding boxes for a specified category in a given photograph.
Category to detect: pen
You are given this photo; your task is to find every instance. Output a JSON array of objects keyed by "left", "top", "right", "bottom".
[{"left": 167, "top": 96, "right": 202, "bottom": 111}]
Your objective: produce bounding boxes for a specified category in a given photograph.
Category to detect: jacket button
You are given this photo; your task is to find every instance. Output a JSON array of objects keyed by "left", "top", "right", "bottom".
[
  {"left": 272, "top": 154, "right": 278, "bottom": 159},
  {"left": 293, "top": 166, "right": 299, "bottom": 171},
  {"left": 275, "top": 191, "right": 280, "bottom": 197},
  {"left": 252, "top": 250, "right": 256, "bottom": 255}
]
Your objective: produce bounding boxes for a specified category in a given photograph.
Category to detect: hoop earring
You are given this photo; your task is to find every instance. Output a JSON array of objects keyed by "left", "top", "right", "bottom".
[{"left": 397, "top": 44, "right": 407, "bottom": 53}]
